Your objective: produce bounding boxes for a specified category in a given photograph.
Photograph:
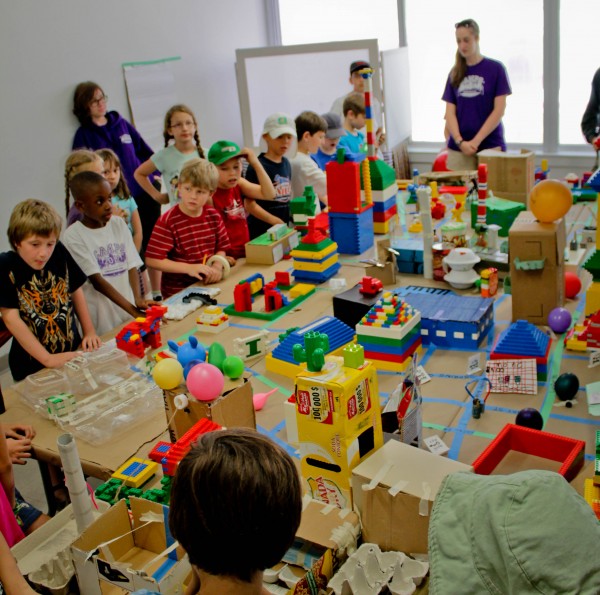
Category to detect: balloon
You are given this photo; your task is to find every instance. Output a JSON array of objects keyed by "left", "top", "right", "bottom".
[
  {"left": 152, "top": 358, "right": 184, "bottom": 390},
  {"left": 183, "top": 358, "right": 205, "bottom": 380},
  {"left": 547, "top": 307, "right": 572, "bottom": 334},
  {"left": 564, "top": 272, "right": 582, "bottom": 299},
  {"left": 208, "top": 342, "right": 227, "bottom": 371},
  {"left": 515, "top": 408, "right": 544, "bottom": 430},
  {"left": 529, "top": 179, "right": 572, "bottom": 223},
  {"left": 222, "top": 355, "right": 245, "bottom": 379},
  {"left": 253, "top": 388, "right": 278, "bottom": 411},
  {"left": 554, "top": 373, "right": 579, "bottom": 401},
  {"left": 186, "top": 363, "right": 225, "bottom": 402}
]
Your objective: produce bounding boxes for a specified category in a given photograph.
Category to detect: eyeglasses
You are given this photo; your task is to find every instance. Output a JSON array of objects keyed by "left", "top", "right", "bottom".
[
  {"left": 170, "top": 120, "right": 195, "bottom": 129},
  {"left": 90, "top": 94, "right": 108, "bottom": 106},
  {"left": 455, "top": 19, "right": 476, "bottom": 29}
]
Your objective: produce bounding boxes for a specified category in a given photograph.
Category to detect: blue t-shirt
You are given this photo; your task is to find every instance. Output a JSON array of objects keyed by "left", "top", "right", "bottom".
[
  {"left": 311, "top": 148, "right": 337, "bottom": 171},
  {"left": 337, "top": 130, "right": 366, "bottom": 161},
  {"left": 442, "top": 57, "right": 512, "bottom": 151}
]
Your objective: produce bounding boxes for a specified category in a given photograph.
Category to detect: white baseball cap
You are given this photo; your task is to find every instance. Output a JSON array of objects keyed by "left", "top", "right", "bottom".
[{"left": 262, "top": 113, "right": 296, "bottom": 138}]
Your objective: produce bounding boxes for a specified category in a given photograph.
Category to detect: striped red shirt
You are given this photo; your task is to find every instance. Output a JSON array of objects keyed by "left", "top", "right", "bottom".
[{"left": 146, "top": 204, "right": 230, "bottom": 298}]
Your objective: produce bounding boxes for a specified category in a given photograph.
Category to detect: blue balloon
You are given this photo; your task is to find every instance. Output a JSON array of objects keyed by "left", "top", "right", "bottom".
[{"left": 183, "top": 359, "right": 205, "bottom": 380}]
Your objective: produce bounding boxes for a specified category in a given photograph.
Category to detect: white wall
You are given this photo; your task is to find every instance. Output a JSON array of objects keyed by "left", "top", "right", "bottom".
[{"left": 0, "top": 0, "right": 268, "bottom": 252}]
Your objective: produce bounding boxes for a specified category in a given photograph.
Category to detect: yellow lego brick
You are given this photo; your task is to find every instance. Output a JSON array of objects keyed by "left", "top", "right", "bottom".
[
  {"left": 293, "top": 254, "right": 339, "bottom": 272},
  {"left": 585, "top": 282, "right": 600, "bottom": 316},
  {"left": 584, "top": 478, "right": 600, "bottom": 519},
  {"left": 289, "top": 283, "right": 316, "bottom": 299},
  {"left": 112, "top": 457, "right": 158, "bottom": 488}
]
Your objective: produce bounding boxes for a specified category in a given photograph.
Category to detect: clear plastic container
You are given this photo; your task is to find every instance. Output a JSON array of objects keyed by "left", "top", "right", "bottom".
[{"left": 12, "top": 368, "right": 70, "bottom": 417}]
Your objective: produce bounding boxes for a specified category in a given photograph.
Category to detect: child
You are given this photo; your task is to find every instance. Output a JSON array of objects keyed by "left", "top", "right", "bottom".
[
  {"left": 208, "top": 141, "right": 276, "bottom": 258},
  {"left": 0, "top": 200, "right": 101, "bottom": 381},
  {"left": 64, "top": 149, "right": 105, "bottom": 226},
  {"left": 244, "top": 113, "right": 296, "bottom": 239},
  {"left": 330, "top": 60, "right": 384, "bottom": 143},
  {"left": 145, "top": 158, "right": 230, "bottom": 299},
  {"left": 169, "top": 428, "right": 302, "bottom": 595},
  {"left": 0, "top": 530, "right": 37, "bottom": 594},
  {"left": 338, "top": 92, "right": 367, "bottom": 160},
  {"left": 312, "top": 112, "right": 345, "bottom": 171},
  {"left": 62, "top": 171, "right": 152, "bottom": 336},
  {"left": 97, "top": 148, "right": 143, "bottom": 252},
  {"left": 289, "top": 111, "right": 328, "bottom": 207},
  {"left": 134, "top": 104, "right": 205, "bottom": 207}
]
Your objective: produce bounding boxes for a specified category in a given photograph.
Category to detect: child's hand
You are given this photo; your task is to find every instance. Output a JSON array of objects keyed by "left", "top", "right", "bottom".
[
  {"left": 240, "top": 146, "right": 258, "bottom": 165},
  {"left": 112, "top": 204, "right": 128, "bottom": 221},
  {"left": 81, "top": 334, "right": 102, "bottom": 351},
  {"left": 225, "top": 255, "right": 237, "bottom": 266},
  {"left": 46, "top": 351, "right": 84, "bottom": 368},
  {"left": 3, "top": 423, "right": 35, "bottom": 440},
  {"left": 7, "top": 437, "right": 32, "bottom": 465},
  {"left": 186, "top": 263, "right": 218, "bottom": 283},
  {"left": 135, "top": 298, "right": 161, "bottom": 310}
]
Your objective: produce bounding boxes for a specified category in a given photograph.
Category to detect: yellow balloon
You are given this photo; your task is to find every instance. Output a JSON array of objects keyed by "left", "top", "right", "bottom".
[
  {"left": 152, "top": 358, "right": 184, "bottom": 390},
  {"left": 529, "top": 179, "right": 572, "bottom": 223}
]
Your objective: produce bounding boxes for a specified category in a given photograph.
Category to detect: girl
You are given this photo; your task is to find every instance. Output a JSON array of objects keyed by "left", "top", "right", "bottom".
[
  {"left": 134, "top": 104, "right": 205, "bottom": 206},
  {"left": 64, "top": 150, "right": 105, "bottom": 226},
  {"left": 442, "top": 19, "right": 512, "bottom": 171}
]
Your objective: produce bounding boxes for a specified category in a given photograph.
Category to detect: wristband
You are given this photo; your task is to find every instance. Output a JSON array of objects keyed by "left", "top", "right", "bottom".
[
  {"left": 206, "top": 255, "right": 231, "bottom": 278},
  {"left": 457, "top": 139, "right": 464, "bottom": 147}
]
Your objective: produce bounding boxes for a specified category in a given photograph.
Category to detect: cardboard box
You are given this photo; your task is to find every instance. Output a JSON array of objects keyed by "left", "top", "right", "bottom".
[
  {"left": 351, "top": 440, "right": 473, "bottom": 554},
  {"left": 295, "top": 357, "right": 383, "bottom": 510},
  {"left": 164, "top": 374, "right": 255, "bottom": 441},
  {"left": 477, "top": 149, "right": 535, "bottom": 205},
  {"left": 245, "top": 229, "right": 300, "bottom": 265},
  {"left": 509, "top": 211, "right": 566, "bottom": 324},
  {"left": 71, "top": 498, "right": 190, "bottom": 594}
]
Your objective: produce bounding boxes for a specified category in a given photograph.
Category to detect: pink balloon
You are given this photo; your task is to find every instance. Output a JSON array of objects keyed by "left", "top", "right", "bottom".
[{"left": 186, "top": 363, "right": 225, "bottom": 402}]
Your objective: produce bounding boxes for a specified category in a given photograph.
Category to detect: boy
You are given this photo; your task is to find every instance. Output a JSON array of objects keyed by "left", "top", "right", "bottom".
[
  {"left": 145, "top": 158, "right": 230, "bottom": 299},
  {"left": 312, "top": 112, "right": 345, "bottom": 171},
  {"left": 63, "top": 171, "right": 154, "bottom": 336},
  {"left": 169, "top": 429, "right": 302, "bottom": 595},
  {"left": 330, "top": 60, "right": 384, "bottom": 143},
  {"left": 338, "top": 92, "right": 367, "bottom": 161},
  {"left": 0, "top": 199, "right": 101, "bottom": 381},
  {"left": 208, "top": 140, "right": 276, "bottom": 257},
  {"left": 289, "top": 111, "right": 328, "bottom": 207},
  {"left": 245, "top": 113, "right": 296, "bottom": 239}
]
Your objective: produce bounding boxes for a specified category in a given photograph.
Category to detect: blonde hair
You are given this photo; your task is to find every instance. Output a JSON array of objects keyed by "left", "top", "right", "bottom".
[
  {"left": 96, "top": 148, "right": 131, "bottom": 199},
  {"left": 179, "top": 158, "right": 219, "bottom": 192},
  {"left": 64, "top": 150, "right": 103, "bottom": 217},
  {"left": 8, "top": 199, "right": 62, "bottom": 250},
  {"left": 342, "top": 92, "right": 366, "bottom": 117},
  {"left": 451, "top": 19, "right": 480, "bottom": 87},
  {"left": 163, "top": 104, "right": 205, "bottom": 158}
]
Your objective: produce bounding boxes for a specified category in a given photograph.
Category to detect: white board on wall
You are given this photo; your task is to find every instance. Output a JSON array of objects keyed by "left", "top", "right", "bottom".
[
  {"left": 381, "top": 46, "right": 412, "bottom": 147},
  {"left": 236, "top": 39, "right": 381, "bottom": 148}
]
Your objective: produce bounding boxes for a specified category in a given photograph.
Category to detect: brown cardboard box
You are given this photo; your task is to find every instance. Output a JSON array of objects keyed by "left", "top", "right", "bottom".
[
  {"left": 163, "top": 374, "right": 255, "bottom": 441},
  {"left": 244, "top": 229, "right": 300, "bottom": 265},
  {"left": 509, "top": 211, "right": 566, "bottom": 324},
  {"left": 351, "top": 441, "right": 473, "bottom": 554},
  {"left": 71, "top": 498, "right": 190, "bottom": 594},
  {"left": 477, "top": 149, "right": 535, "bottom": 205}
]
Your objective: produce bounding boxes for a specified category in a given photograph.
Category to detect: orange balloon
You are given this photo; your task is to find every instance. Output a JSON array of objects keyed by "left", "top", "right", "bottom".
[{"left": 529, "top": 179, "right": 572, "bottom": 223}]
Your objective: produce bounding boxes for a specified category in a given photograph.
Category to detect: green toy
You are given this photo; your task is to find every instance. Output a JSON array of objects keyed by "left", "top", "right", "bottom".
[{"left": 293, "top": 331, "right": 329, "bottom": 372}]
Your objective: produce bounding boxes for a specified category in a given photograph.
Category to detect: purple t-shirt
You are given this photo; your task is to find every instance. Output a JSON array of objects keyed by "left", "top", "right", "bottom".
[{"left": 442, "top": 57, "right": 512, "bottom": 151}]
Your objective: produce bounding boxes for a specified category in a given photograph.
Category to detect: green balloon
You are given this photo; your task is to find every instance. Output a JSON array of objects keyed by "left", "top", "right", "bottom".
[
  {"left": 222, "top": 355, "right": 245, "bottom": 379},
  {"left": 208, "top": 342, "right": 227, "bottom": 371}
]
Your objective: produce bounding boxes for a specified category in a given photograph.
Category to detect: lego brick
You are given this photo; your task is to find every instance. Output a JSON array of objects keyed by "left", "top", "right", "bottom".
[
  {"left": 469, "top": 196, "right": 526, "bottom": 237},
  {"left": 491, "top": 320, "right": 550, "bottom": 360},
  {"left": 112, "top": 458, "right": 158, "bottom": 488},
  {"left": 293, "top": 261, "right": 341, "bottom": 283},
  {"left": 373, "top": 207, "right": 397, "bottom": 223},
  {"left": 294, "top": 237, "right": 336, "bottom": 253},
  {"left": 373, "top": 220, "right": 392, "bottom": 234},
  {"left": 329, "top": 208, "right": 375, "bottom": 255},
  {"left": 224, "top": 284, "right": 316, "bottom": 320},
  {"left": 363, "top": 159, "right": 396, "bottom": 190},
  {"left": 289, "top": 283, "right": 316, "bottom": 299},
  {"left": 290, "top": 242, "right": 337, "bottom": 261},
  {"left": 326, "top": 159, "right": 362, "bottom": 213},
  {"left": 371, "top": 194, "right": 397, "bottom": 213},
  {"left": 292, "top": 253, "right": 339, "bottom": 272},
  {"left": 368, "top": 185, "right": 398, "bottom": 203},
  {"left": 357, "top": 325, "right": 421, "bottom": 350}
]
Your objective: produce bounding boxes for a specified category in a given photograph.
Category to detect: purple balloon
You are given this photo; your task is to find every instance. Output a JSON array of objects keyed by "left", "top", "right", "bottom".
[{"left": 547, "top": 307, "right": 572, "bottom": 333}]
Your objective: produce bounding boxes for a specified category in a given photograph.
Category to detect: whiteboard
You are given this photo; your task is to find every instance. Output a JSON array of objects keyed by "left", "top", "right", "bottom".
[
  {"left": 381, "top": 46, "right": 412, "bottom": 147},
  {"left": 236, "top": 39, "right": 381, "bottom": 148}
]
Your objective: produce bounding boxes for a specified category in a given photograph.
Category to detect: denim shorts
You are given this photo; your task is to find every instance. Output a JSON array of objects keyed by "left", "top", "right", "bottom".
[{"left": 13, "top": 488, "right": 43, "bottom": 531}]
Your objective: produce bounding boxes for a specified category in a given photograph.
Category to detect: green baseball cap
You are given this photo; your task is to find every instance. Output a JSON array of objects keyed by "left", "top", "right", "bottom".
[{"left": 207, "top": 140, "right": 242, "bottom": 165}]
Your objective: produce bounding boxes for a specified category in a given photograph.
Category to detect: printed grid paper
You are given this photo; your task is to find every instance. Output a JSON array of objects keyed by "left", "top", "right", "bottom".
[{"left": 485, "top": 358, "right": 538, "bottom": 395}]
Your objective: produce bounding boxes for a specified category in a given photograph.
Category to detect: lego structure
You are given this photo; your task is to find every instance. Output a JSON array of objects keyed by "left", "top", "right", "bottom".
[
  {"left": 233, "top": 329, "right": 272, "bottom": 360},
  {"left": 390, "top": 238, "right": 424, "bottom": 275},
  {"left": 115, "top": 305, "right": 168, "bottom": 358},
  {"left": 333, "top": 281, "right": 384, "bottom": 329},
  {"left": 196, "top": 305, "right": 229, "bottom": 333},
  {"left": 472, "top": 424, "right": 585, "bottom": 482},
  {"left": 565, "top": 310, "right": 600, "bottom": 351},
  {"left": 112, "top": 457, "right": 158, "bottom": 489},
  {"left": 355, "top": 292, "right": 422, "bottom": 371},
  {"left": 224, "top": 272, "right": 316, "bottom": 320},
  {"left": 295, "top": 343, "right": 383, "bottom": 508},
  {"left": 397, "top": 286, "right": 494, "bottom": 350},
  {"left": 469, "top": 195, "right": 525, "bottom": 237},
  {"left": 95, "top": 475, "right": 173, "bottom": 507},
  {"left": 490, "top": 320, "right": 551, "bottom": 381},
  {"left": 266, "top": 316, "right": 355, "bottom": 378},
  {"left": 291, "top": 218, "right": 341, "bottom": 283}
]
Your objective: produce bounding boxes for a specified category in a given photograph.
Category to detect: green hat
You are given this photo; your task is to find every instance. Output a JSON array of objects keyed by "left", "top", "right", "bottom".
[{"left": 207, "top": 140, "right": 242, "bottom": 165}]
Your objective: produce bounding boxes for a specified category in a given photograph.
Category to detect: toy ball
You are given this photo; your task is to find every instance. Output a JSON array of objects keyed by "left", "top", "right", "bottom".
[
  {"left": 222, "top": 355, "right": 244, "bottom": 380},
  {"left": 186, "top": 363, "right": 225, "bottom": 402},
  {"left": 183, "top": 358, "right": 205, "bottom": 380},
  {"left": 152, "top": 358, "right": 183, "bottom": 390},
  {"left": 529, "top": 179, "right": 572, "bottom": 223},
  {"left": 554, "top": 372, "right": 579, "bottom": 401},
  {"left": 515, "top": 408, "right": 544, "bottom": 430},
  {"left": 168, "top": 336, "right": 206, "bottom": 367},
  {"left": 208, "top": 342, "right": 227, "bottom": 372},
  {"left": 432, "top": 150, "right": 450, "bottom": 172},
  {"left": 564, "top": 272, "right": 582, "bottom": 299},
  {"left": 547, "top": 307, "right": 572, "bottom": 334}
]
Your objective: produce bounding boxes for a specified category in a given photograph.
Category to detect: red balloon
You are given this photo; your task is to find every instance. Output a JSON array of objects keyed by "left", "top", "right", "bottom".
[{"left": 564, "top": 272, "right": 582, "bottom": 299}]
